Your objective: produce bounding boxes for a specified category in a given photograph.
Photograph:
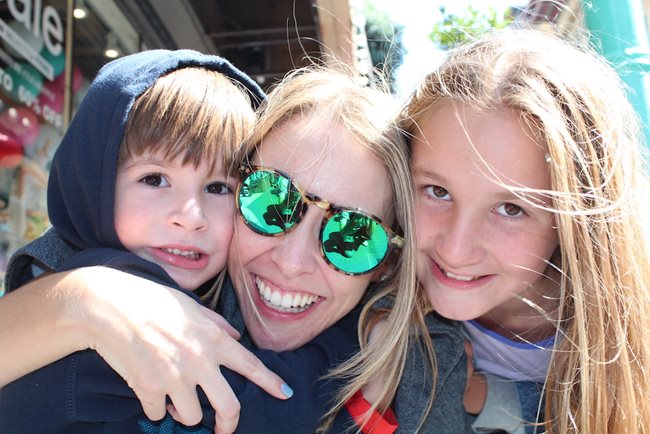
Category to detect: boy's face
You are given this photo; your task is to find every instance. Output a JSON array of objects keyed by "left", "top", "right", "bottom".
[{"left": 114, "top": 150, "right": 235, "bottom": 290}]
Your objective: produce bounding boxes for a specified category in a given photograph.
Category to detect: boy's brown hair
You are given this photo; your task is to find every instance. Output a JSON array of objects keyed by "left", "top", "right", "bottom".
[{"left": 118, "top": 67, "right": 254, "bottom": 174}]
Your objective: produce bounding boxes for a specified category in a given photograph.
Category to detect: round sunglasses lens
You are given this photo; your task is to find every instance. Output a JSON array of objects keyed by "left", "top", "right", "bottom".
[
  {"left": 321, "top": 211, "right": 389, "bottom": 274},
  {"left": 238, "top": 170, "right": 302, "bottom": 234}
]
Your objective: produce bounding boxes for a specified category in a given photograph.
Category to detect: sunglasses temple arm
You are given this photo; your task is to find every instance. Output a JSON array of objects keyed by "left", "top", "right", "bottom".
[{"left": 391, "top": 235, "right": 405, "bottom": 248}]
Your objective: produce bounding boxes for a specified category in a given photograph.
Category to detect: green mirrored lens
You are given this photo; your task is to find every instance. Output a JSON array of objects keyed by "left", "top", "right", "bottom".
[
  {"left": 238, "top": 170, "right": 303, "bottom": 234},
  {"left": 321, "top": 211, "right": 389, "bottom": 274}
]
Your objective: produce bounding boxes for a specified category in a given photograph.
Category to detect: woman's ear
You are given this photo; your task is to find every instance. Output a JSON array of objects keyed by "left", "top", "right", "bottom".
[{"left": 371, "top": 248, "right": 400, "bottom": 283}]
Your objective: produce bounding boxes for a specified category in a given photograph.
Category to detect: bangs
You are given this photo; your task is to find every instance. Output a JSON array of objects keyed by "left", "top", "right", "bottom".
[{"left": 120, "top": 67, "right": 254, "bottom": 174}]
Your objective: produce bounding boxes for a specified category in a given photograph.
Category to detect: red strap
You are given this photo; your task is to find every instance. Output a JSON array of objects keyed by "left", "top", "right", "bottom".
[{"left": 345, "top": 391, "right": 398, "bottom": 434}]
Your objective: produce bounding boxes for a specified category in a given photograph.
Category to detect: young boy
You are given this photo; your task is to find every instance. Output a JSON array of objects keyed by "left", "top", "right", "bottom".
[{"left": 0, "top": 50, "right": 360, "bottom": 433}]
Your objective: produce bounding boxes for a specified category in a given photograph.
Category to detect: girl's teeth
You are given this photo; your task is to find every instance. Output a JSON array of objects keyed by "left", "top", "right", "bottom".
[
  {"left": 255, "top": 276, "right": 318, "bottom": 311},
  {"left": 444, "top": 269, "right": 477, "bottom": 281}
]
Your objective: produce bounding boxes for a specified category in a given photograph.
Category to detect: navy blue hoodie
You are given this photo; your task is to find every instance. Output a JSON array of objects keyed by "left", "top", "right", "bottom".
[{"left": 0, "top": 50, "right": 359, "bottom": 434}]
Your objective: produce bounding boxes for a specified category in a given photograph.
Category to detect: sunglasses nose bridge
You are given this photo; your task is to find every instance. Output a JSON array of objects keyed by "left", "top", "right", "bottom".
[{"left": 303, "top": 193, "right": 331, "bottom": 212}]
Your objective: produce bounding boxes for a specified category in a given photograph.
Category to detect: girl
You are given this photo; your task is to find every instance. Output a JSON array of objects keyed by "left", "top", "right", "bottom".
[{"left": 404, "top": 28, "right": 650, "bottom": 433}]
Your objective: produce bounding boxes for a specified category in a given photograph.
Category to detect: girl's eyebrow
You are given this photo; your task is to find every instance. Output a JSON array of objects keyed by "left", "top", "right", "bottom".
[
  {"left": 413, "top": 165, "right": 545, "bottom": 204},
  {"left": 411, "top": 166, "right": 444, "bottom": 182},
  {"left": 492, "top": 190, "right": 524, "bottom": 202}
]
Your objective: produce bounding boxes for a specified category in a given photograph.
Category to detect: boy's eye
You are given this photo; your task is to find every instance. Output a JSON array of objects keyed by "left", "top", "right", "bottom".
[
  {"left": 424, "top": 185, "right": 450, "bottom": 201},
  {"left": 496, "top": 203, "right": 524, "bottom": 217},
  {"left": 206, "top": 182, "right": 232, "bottom": 195},
  {"left": 139, "top": 174, "right": 169, "bottom": 187}
]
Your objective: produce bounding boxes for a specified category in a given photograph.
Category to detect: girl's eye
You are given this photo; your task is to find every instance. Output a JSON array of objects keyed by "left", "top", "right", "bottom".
[
  {"left": 139, "top": 174, "right": 169, "bottom": 187},
  {"left": 206, "top": 182, "right": 232, "bottom": 195},
  {"left": 495, "top": 203, "right": 525, "bottom": 218},
  {"left": 424, "top": 185, "right": 450, "bottom": 201}
]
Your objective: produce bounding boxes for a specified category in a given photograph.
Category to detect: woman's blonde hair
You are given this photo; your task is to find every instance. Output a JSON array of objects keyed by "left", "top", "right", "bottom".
[
  {"left": 235, "top": 66, "right": 430, "bottom": 431},
  {"left": 405, "top": 28, "right": 650, "bottom": 433},
  {"left": 119, "top": 66, "right": 254, "bottom": 173}
]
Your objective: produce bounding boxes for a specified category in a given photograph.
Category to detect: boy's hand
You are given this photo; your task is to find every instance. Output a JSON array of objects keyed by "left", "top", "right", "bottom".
[
  {"left": 463, "top": 340, "right": 487, "bottom": 415},
  {"left": 66, "top": 266, "right": 290, "bottom": 433}
]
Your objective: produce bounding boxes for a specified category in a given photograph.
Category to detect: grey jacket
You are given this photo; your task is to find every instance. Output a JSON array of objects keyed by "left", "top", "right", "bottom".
[{"left": 393, "top": 312, "right": 469, "bottom": 433}]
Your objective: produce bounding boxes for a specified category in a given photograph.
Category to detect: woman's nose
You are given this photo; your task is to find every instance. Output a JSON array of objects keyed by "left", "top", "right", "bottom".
[{"left": 268, "top": 209, "right": 321, "bottom": 278}]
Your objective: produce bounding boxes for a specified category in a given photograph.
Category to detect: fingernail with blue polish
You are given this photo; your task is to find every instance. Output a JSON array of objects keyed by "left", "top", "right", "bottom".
[{"left": 281, "top": 383, "right": 294, "bottom": 398}]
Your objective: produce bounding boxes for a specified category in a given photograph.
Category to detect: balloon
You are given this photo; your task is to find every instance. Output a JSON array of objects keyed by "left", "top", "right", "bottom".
[
  {"left": 0, "top": 126, "right": 23, "bottom": 167},
  {"left": 0, "top": 107, "right": 40, "bottom": 146}
]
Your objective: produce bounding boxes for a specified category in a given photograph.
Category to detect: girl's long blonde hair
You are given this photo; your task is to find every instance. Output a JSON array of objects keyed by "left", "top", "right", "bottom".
[{"left": 405, "top": 28, "right": 650, "bottom": 433}]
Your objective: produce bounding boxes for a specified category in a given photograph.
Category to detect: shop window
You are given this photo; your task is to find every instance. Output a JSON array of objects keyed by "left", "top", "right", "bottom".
[{"left": 0, "top": 0, "right": 137, "bottom": 294}]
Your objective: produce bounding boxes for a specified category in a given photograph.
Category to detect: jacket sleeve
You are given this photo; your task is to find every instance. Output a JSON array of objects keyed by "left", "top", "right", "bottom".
[{"left": 4, "top": 228, "right": 75, "bottom": 292}]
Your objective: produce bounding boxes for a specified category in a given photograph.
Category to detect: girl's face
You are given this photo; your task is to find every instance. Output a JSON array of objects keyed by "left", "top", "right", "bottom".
[
  {"left": 412, "top": 103, "right": 559, "bottom": 327},
  {"left": 228, "top": 116, "right": 393, "bottom": 351}
]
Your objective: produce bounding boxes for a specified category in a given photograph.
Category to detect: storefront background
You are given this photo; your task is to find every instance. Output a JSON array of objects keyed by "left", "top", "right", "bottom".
[{"left": 0, "top": 0, "right": 138, "bottom": 294}]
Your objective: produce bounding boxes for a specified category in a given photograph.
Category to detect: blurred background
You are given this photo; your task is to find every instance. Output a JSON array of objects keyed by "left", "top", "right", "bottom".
[{"left": 0, "top": 0, "right": 647, "bottom": 293}]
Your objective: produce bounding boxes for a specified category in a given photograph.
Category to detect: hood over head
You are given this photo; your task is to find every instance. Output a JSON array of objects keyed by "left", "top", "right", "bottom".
[{"left": 47, "top": 49, "right": 265, "bottom": 251}]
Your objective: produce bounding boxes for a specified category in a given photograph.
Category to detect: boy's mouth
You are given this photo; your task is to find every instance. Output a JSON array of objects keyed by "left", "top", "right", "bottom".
[
  {"left": 149, "top": 246, "right": 209, "bottom": 270},
  {"left": 160, "top": 247, "right": 201, "bottom": 260},
  {"left": 254, "top": 275, "right": 320, "bottom": 313}
]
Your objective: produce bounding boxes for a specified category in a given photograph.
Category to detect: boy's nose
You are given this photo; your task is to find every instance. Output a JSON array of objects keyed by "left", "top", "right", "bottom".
[{"left": 170, "top": 198, "right": 208, "bottom": 231}]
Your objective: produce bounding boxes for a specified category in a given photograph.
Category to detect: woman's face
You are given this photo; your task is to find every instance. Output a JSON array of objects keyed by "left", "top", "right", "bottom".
[
  {"left": 228, "top": 116, "right": 393, "bottom": 351},
  {"left": 412, "top": 103, "right": 559, "bottom": 325}
]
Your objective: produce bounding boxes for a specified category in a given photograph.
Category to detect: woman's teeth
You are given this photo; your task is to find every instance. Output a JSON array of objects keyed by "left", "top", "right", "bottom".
[
  {"left": 255, "top": 276, "right": 318, "bottom": 312},
  {"left": 161, "top": 248, "right": 200, "bottom": 259}
]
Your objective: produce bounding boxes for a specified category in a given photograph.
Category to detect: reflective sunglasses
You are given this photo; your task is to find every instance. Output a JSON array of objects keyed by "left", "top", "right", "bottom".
[{"left": 236, "top": 164, "right": 404, "bottom": 276}]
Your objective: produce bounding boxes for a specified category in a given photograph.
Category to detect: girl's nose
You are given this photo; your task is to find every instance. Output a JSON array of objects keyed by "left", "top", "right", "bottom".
[{"left": 436, "top": 213, "right": 482, "bottom": 268}]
